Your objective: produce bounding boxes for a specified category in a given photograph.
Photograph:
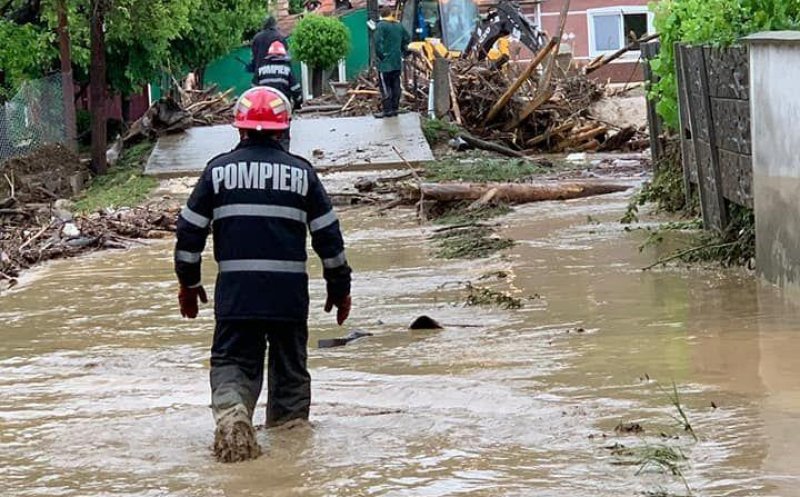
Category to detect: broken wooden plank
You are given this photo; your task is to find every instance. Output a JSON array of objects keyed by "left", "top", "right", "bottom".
[
  {"left": 458, "top": 133, "right": 529, "bottom": 159},
  {"left": 585, "top": 33, "right": 660, "bottom": 74},
  {"left": 484, "top": 37, "right": 558, "bottom": 123}
]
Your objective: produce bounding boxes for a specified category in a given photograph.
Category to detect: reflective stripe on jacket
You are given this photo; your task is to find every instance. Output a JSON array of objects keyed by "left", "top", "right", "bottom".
[
  {"left": 255, "top": 57, "right": 303, "bottom": 108},
  {"left": 174, "top": 138, "right": 351, "bottom": 321}
]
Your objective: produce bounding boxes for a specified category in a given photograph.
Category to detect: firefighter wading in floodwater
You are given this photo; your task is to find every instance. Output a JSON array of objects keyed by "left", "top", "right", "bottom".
[{"left": 173, "top": 87, "right": 352, "bottom": 463}]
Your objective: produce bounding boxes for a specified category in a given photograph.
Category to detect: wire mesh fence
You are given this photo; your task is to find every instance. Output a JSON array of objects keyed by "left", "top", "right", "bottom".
[{"left": 0, "top": 73, "right": 68, "bottom": 165}]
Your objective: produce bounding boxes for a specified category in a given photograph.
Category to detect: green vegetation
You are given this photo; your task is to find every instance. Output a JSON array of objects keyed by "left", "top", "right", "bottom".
[
  {"left": 636, "top": 444, "right": 689, "bottom": 479},
  {"left": 425, "top": 156, "right": 557, "bottom": 183},
  {"left": 607, "top": 382, "right": 697, "bottom": 495},
  {"left": 0, "top": 19, "right": 54, "bottom": 99},
  {"left": 1, "top": 0, "right": 263, "bottom": 98},
  {"left": 289, "top": 0, "right": 305, "bottom": 15},
  {"left": 663, "top": 382, "right": 698, "bottom": 442},
  {"left": 169, "top": 0, "right": 264, "bottom": 79},
  {"left": 464, "top": 282, "right": 523, "bottom": 309},
  {"left": 650, "top": 0, "right": 800, "bottom": 129},
  {"left": 640, "top": 204, "right": 755, "bottom": 269},
  {"left": 44, "top": 0, "right": 199, "bottom": 97},
  {"left": 291, "top": 14, "right": 351, "bottom": 70},
  {"left": 421, "top": 118, "right": 461, "bottom": 146},
  {"left": 675, "top": 206, "right": 755, "bottom": 267},
  {"left": 620, "top": 139, "right": 754, "bottom": 268},
  {"left": 431, "top": 225, "right": 514, "bottom": 259},
  {"left": 622, "top": 141, "right": 695, "bottom": 224},
  {"left": 74, "top": 142, "right": 157, "bottom": 213}
]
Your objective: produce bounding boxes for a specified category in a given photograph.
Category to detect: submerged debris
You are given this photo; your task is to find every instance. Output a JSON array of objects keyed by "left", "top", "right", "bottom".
[
  {"left": 615, "top": 422, "right": 644, "bottom": 434},
  {"left": 318, "top": 329, "right": 373, "bottom": 348},
  {"left": 432, "top": 202, "right": 512, "bottom": 225},
  {"left": 409, "top": 315, "right": 444, "bottom": 330},
  {"left": 431, "top": 224, "right": 514, "bottom": 260}
]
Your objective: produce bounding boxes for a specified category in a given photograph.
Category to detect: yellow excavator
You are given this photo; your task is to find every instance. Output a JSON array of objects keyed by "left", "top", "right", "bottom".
[{"left": 395, "top": 0, "right": 548, "bottom": 63}]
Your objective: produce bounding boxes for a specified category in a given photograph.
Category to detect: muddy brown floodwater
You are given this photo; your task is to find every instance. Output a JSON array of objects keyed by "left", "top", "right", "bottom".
[{"left": 2, "top": 187, "right": 800, "bottom": 497}]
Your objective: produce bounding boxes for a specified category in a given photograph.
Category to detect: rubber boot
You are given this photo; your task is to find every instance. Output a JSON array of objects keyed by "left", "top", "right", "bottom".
[{"left": 213, "top": 404, "right": 261, "bottom": 463}]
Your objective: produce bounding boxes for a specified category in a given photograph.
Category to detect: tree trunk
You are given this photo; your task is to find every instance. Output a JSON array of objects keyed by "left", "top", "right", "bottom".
[
  {"left": 404, "top": 182, "right": 630, "bottom": 204},
  {"left": 195, "top": 67, "right": 205, "bottom": 90},
  {"left": 89, "top": 0, "right": 108, "bottom": 175},
  {"left": 57, "top": 0, "right": 77, "bottom": 152}
]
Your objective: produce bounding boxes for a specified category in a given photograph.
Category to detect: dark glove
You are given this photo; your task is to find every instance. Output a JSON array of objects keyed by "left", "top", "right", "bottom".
[
  {"left": 179, "top": 285, "right": 208, "bottom": 319},
  {"left": 324, "top": 294, "right": 351, "bottom": 326}
]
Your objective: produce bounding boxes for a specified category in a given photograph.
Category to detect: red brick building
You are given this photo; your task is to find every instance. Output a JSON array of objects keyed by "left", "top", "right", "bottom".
[{"left": 536, "top": 0, "right": 655, "bottom": 82}]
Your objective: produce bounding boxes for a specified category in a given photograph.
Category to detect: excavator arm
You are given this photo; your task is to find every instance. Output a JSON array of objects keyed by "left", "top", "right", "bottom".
[{"left": 463, "top": 0, "right": 547, "bottom": 61}]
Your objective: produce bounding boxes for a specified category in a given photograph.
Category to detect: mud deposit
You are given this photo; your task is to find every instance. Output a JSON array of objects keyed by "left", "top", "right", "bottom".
[
  {"left": 0, "top": 144, "right": 85, "bottom": 202},
  {"left": 2, "top": 187, "right": 800, "bottom": 496}
]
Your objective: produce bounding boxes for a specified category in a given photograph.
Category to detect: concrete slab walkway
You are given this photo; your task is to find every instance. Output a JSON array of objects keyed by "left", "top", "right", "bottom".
[{"left": 144, "top": 113, "right": 434, "bottom": 177}]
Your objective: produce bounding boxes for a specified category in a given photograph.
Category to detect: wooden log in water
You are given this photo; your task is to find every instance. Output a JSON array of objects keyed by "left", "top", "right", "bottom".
[{"left": 405, "top": 181, "right": 630, "bottom": 204}]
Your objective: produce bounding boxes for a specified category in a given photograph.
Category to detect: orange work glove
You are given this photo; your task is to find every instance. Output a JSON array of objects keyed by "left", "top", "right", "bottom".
[
  {"left": 324, "top": 294, "right": 351, "bottom": 326},
  {"left": 178, "top": 285, "right": 208, "bottom": 319}
]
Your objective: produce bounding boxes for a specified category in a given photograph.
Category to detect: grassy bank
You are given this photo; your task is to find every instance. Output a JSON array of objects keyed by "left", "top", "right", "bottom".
[{"left": 74, "top": 142, "right": 157, "bottom": 213}]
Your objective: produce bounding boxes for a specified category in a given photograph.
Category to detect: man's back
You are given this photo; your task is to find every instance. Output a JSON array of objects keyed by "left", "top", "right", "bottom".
[
  {"left": 251, "top": 28, "right": 287, "bottom": 78},
  {"left": 176, "top": 138, "right": 347, "bottom": 322},
  {"left": 375, "top": 20, "right": 410, "bottom": 73}
]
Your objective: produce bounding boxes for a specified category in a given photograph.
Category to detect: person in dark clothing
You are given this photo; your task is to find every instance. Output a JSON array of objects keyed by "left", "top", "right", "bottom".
[
  {"left": 247, "top": 16, "right": 287, "bottom": 82},
  {"left": 254, "top": 41, "right": 303, "bottom": 150},
  {"left": 374, "top": 6, "right": 410, "bottom": 118},
  {"left": 174, "top": 87, "right": 352, "bottom": 464},
  {"left": 255, "top": 41, "right": 303, "bottom": 110}
]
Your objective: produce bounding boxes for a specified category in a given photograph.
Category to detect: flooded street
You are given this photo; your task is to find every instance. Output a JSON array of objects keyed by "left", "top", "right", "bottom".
[{"left": 2, "top": 189, "right": 800, "bottom": 497}]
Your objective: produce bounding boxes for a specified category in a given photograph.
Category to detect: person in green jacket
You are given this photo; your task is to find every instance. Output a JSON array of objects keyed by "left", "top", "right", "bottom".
[{"left": 374, "top": 6, "right": 410, "bottom": 118}]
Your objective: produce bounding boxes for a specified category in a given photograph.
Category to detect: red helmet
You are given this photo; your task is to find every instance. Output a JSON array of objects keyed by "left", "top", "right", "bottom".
[
  {"left": 267, "top": 41, "right": 287, "bottom": 56},
  {"left": 233, "top": 87, "right": 291, "bottom": 131}
]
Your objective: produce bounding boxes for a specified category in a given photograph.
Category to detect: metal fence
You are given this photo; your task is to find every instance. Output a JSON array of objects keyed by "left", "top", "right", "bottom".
[{"left": 0, "top": 73, "right": 67, "bottom": 164}]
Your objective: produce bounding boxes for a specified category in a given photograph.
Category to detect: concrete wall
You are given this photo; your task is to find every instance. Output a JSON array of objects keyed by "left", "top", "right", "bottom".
[{"left": 749, "top": 32, "right": 800, "bottom": 287}]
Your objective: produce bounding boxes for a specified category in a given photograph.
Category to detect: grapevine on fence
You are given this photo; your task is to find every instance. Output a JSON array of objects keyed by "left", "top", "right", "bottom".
[{"left": 650, "top": 0, "right": 800, "bottom": 130}]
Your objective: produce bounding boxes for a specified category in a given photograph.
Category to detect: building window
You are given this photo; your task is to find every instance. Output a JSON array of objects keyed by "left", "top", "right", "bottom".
[{"left": 588, "top": 7, "right": 653, "bottom": 57}]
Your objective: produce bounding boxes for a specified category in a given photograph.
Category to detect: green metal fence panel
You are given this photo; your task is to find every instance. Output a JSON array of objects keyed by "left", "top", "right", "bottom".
[
  {"left": 341, "top": 9, "right": 370, "bottom": 79},
  {"left": 203, "top": 46, "right": 253, "bottom": 97}
]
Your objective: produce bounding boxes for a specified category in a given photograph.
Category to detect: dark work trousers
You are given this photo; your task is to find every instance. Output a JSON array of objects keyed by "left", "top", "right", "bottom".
[
  {"left": 379, "top": 70, "right": 402, "bottom": 114},
  {"left": 210, "top": 320, "right": 311, "bottom": 427}
]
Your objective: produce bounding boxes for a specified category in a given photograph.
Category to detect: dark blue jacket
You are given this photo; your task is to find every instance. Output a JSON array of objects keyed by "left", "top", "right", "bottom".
[
  {"left": 255, "top": 56, "right": 303, "bottom": 109},
  {"left": 174, "top": 138, "right": 351, "bottom": 322}
]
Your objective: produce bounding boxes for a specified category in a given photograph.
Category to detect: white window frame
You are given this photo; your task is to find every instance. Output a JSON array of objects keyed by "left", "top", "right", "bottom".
[{"left": 587, "top": 7, "right": 654, "bottom": 59}]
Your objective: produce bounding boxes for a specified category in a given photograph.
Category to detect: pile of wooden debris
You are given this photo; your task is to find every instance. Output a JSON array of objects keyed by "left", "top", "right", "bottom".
[
  {"left": 303, "top": 0, "right": 652, "bottom": 156},
  {"left": 1, "top": 202, "right": 178, "bottom": 291},
  {"left": 304, "top": 51, "right": 646, "bottom": 155},
  {"left": 124, "top": 86, "right": 235, "bottom": 143}
]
